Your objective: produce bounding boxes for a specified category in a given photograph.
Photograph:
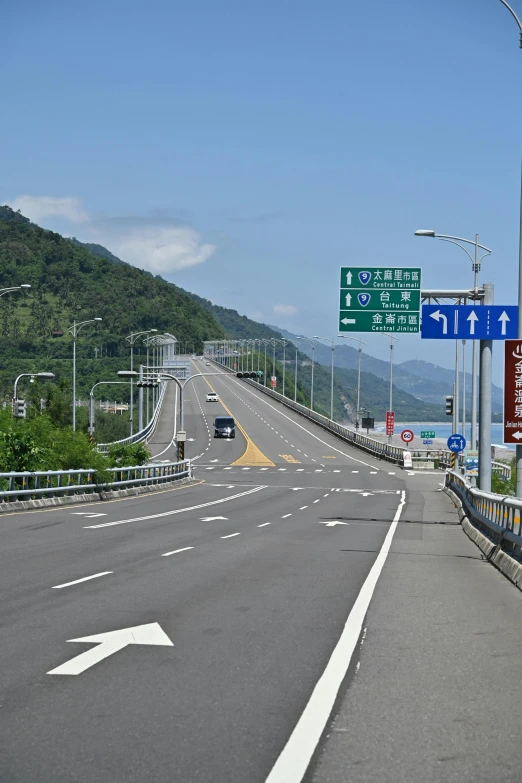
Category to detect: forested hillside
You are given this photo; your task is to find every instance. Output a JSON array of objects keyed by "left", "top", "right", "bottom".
[{"left": 0, "top": 206, "right": 225, "bottom": 401}]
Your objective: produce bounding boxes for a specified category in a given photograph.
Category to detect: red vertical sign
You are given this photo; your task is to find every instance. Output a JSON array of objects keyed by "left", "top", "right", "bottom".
[
  {"left": 504, "top": 340, "right": 522, "bottom": 444},
  {"left": 386, "top": 411, "right": 395, "bottom": 436},
  {"left": 271, "top": 376, "right": 277, "bottom": 389}
]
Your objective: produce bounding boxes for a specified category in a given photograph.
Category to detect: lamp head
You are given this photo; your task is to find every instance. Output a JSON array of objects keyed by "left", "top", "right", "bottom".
[{"left": 414, "top": 230, "right": 436, "bottom": 237}]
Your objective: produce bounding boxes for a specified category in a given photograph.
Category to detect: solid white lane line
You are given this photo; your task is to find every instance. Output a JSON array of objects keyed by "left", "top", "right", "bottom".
[
  {"left": 282, "top": 513, "right": 292, "bottom": 518},
  {"left": 299, "top": 506, "right": 308, "bottom": 510},
  {"left": 85, "top": 486, "right": 267, "bottom": 528},
  {"left": 258, "top": 523, "right": 271, "bottom": 527},
  {"left": 265, "top": 491, "right": 407, "bottom": 783},
  {"left": 52, "top": 572, "right": 112, "bottom": 589},
  {"left": 162, "top": 547, "right": 194, "bottom": 557},
  {"left": 221, "top": 533, "right": 240, "bottom": 539}
]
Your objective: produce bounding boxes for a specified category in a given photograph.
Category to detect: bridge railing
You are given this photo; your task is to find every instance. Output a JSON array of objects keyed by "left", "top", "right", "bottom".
[
  {"left": 446, "top": 469, "right": 522, "bottom": 559},
  {"left": 97, "top": 380, "right": 168, "bottom": 452},
  {"left": 0, "top": 459, "right": 191, "bottom": 504}
]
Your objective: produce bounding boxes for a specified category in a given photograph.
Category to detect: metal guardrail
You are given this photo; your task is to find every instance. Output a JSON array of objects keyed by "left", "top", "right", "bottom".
[
  {"left": 207, "top": 358, "right": 515, "bottom": 473},
  {"left": 0, "top": 459, "right": 191, "bottom": 503},
  {"left": 97, "top": 381, "right": 168, "bottom": 452},
  {"left": 446, "top": 470, "right": 522, "bottom": 559},
  {"left": 207, "top": 359, "right": 408, "bottom": 466}
]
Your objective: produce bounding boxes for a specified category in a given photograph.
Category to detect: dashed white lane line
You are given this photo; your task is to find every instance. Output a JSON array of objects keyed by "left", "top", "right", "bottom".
[
  {"left": 333, "top": 470, "right": 340, "bottom": 473},
  {"left": 299, "top": 506, "right": 308, "bottom": 510},
  {"left": 260, "top": 467, "right": 269, "bottom": 471},
  {"left": 282, "top": 514, "right": 292, "bottom": 518},
  {"left": 389, "top": 472, "right": 396, "bottom": 475},
  {"left": 370, "top": 471, "right": 377, "bottom": 474},
  {"left": 258, "top": 523, "right": 271, "bottom": 528},
  {"left": 314, "top": 469, "right": 323, "bottom": 473},
  {"left": 162, "top": 547, "right": 194, "bottom": 557},
  {"left": 352, "top": 471, "right": 359, "bottom": 474},
  {"left": 296, "top": 468, "right": 304, "bottom": 472},
  {"left": 313, "top": 499, "right": 320, "bottom": 504},
  {"left": 278, "top": 468, "right": 287, "bottom": 471},
  {"left": 323, "top": 493, "right": 329, "bottom": 497},
  {"left": 221, "top": 533, "right": 240, "bottom": 539},
  {"left": 224, "top": 467, "right": 232, "bottom": 470},
  {"left": 52, "top": 572, "right": 112, "bottom": 589}
]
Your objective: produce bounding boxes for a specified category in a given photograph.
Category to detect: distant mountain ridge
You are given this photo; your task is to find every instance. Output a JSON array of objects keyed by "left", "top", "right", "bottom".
[{"left": 273, "top": 327, "right": 503, "bottom": 416}]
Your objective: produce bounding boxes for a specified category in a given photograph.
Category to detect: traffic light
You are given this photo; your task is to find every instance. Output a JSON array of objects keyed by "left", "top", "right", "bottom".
[
  {"left": 13, "top": 399, "right": 27, "bottom": 419},
  {"left": 445, "top": 395, "right": 454, "bottom": 417}
]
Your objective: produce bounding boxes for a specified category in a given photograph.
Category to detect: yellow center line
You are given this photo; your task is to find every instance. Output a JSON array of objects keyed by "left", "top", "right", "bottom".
[{"left": 201, "top": 375, "right": 275, "bottom": 467}]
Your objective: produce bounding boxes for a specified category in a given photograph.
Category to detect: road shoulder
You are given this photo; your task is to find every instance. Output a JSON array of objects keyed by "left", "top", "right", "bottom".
[{"left": 309, "top": 481, "right": 522, "bottom": 783}]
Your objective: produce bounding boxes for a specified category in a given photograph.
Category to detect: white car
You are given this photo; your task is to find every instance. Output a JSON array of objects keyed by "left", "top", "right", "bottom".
[
  {"left": 206, "top": 392, "right": 219, "bottom": 402},
  {"left": 205, "top": 361, "right": 211, "bottom": 366}
]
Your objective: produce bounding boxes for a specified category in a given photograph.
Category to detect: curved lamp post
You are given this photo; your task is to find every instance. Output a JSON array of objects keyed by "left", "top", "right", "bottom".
[
  {"left": 125, "top": 329, "right": 158, "bottom": 436},
  {"left": 68, "top": 318, "right": 102, "bottom": 431},
  {"left": 415, "top": 230, "right": 492, "bottom": 450},
  {"left": 337, "top": 335, "right": 366, "bottom": 429}
]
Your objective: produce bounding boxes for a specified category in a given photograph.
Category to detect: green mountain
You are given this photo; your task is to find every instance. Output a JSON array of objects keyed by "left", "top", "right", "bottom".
[
  {"left": 0, "top": 205, "right": 446, "bottom": 422},
  {"left": 0, "top": 205, "right": 225, "bottom": 401}
]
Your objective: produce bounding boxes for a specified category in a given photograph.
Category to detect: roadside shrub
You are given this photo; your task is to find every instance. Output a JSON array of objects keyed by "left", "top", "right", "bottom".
[{"left": 106, "top": 442, "right": 151, "bottom": 468}]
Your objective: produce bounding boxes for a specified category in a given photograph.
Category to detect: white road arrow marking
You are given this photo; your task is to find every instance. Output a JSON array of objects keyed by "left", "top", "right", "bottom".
[
  {"left": 200, "top": 516, "right": 228, "bottom": 521},
  {"left": 47, "top": 622, "right": 173, "bottom": 676},
  {"left": 341, "top": 318, "right": 356, "bottom": 325},
  {"left": 499, "top": 311, "right": 510, "bottom": 336},
  {"left": 345, "top": 293, "right": 351, "bottom": 307},
  {"left": 346, "top": 271, "right": 352, "bottom": 285},
  {"left": 319, "top": 521, "right": 350, "bottom": 527},
  {"left": 512, "top": 432, "right": 522, "bottom": 440},
  {"left": 429, "top": 309, "right": 447, "bottom": 334},
  {"left": 467, "top": 310, "right": 479, "bottom": 335}
]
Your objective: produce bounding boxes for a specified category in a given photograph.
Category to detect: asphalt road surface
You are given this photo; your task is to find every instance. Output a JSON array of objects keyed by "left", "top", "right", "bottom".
[{"left": 2, "top": 359, "right": 520, "bottom": 782}]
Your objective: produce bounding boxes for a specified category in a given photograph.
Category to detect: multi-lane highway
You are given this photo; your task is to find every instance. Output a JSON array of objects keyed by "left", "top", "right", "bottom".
[{"left": 2, "top": 359, "right": 522, "bottom": 782}]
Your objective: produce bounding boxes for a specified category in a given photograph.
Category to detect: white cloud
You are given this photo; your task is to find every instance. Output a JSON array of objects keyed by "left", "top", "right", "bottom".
[
  {"left": 9, "top": 195, "right": 89, "bottom": 224},
  {"left": 6, "top": 195, "right": 216, "bottom": 274},
  {"left": 106, "top": 226, "right": 215, "bottom": 274},
  {"left": 273, "top": 304, "right": 298, "bottom": 317}
]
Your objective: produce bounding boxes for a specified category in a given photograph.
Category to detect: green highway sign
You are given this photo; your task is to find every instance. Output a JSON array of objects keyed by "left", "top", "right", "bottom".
[
  {"left": 339, "top": 266, "right": 422, "bottom": 333},
  {"left": 420, "top": 430, "right": 436, "bottom": 439},
  {"left": 341, "top": 267, "right": 421, "bottom": 290},
  {"left": 339, "top": 311, "right": 420, "bottom": 333},
  {"left": 339, "top": 289, "right": 420, "bottom": 312}
]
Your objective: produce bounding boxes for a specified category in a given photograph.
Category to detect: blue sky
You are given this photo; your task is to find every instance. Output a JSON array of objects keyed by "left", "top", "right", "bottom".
[{"left": 2, "top": 0, "right": 521, "bottom": 374}]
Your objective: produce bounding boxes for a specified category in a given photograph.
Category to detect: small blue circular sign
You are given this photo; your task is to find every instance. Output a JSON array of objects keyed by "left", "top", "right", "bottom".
[{"left": 447, "top": 433, "right": 466, "bottom": 453}]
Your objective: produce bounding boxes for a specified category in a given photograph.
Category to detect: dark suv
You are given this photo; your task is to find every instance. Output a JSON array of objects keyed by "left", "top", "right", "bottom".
[{"left": 214, "top": 416, "right": 235, "bottom": 439}]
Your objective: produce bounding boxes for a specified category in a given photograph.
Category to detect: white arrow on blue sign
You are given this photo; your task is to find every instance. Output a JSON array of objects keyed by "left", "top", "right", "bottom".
[
  {"left": 447, "top": 434, "right": 466, "bottom": 453},
  {"left": 422, "top": 305, "right": 518, "bottom": 340}
]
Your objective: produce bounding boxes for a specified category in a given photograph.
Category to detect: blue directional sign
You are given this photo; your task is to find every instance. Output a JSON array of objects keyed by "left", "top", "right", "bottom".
[
  {"left": 421, "top": 305, "right": 518, "bottom": 340},
  {"left": 447, "top": 434, "right": 466, "bottom": 453},
  {"left": 423, "top": 439, "right": 433, "bottom": 445}
]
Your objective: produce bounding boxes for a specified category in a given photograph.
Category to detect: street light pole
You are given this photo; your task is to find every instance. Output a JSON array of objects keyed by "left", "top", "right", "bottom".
[
  {"left": 68, "top": 318, "right": 102, "bottom": 431},
  {"left": 295, "top": 336, "right": 316, "bottom": 411},
  {"left": 337, "top": 334, "right": 366, "bottom": 429},
  {"left": 0, "top": 284, "right": 31, "bottom": 299},
  {"left": 314, "top": 336, "right": 336, "bottom": 421},
  {"left": 379, "top": 334, "right": 398, "bottom": 442},
  {"left": 126, "top": 329, "right": 158, "bottom": 436},
  {"left": 415, "top": 230, "right": 491, "bottom": 450},
  {"left": 13, "top": 372, "right": 55, "bottom": 409},
  {"left": 500, "top": 2, "right": 522, "bottom": 492}
]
